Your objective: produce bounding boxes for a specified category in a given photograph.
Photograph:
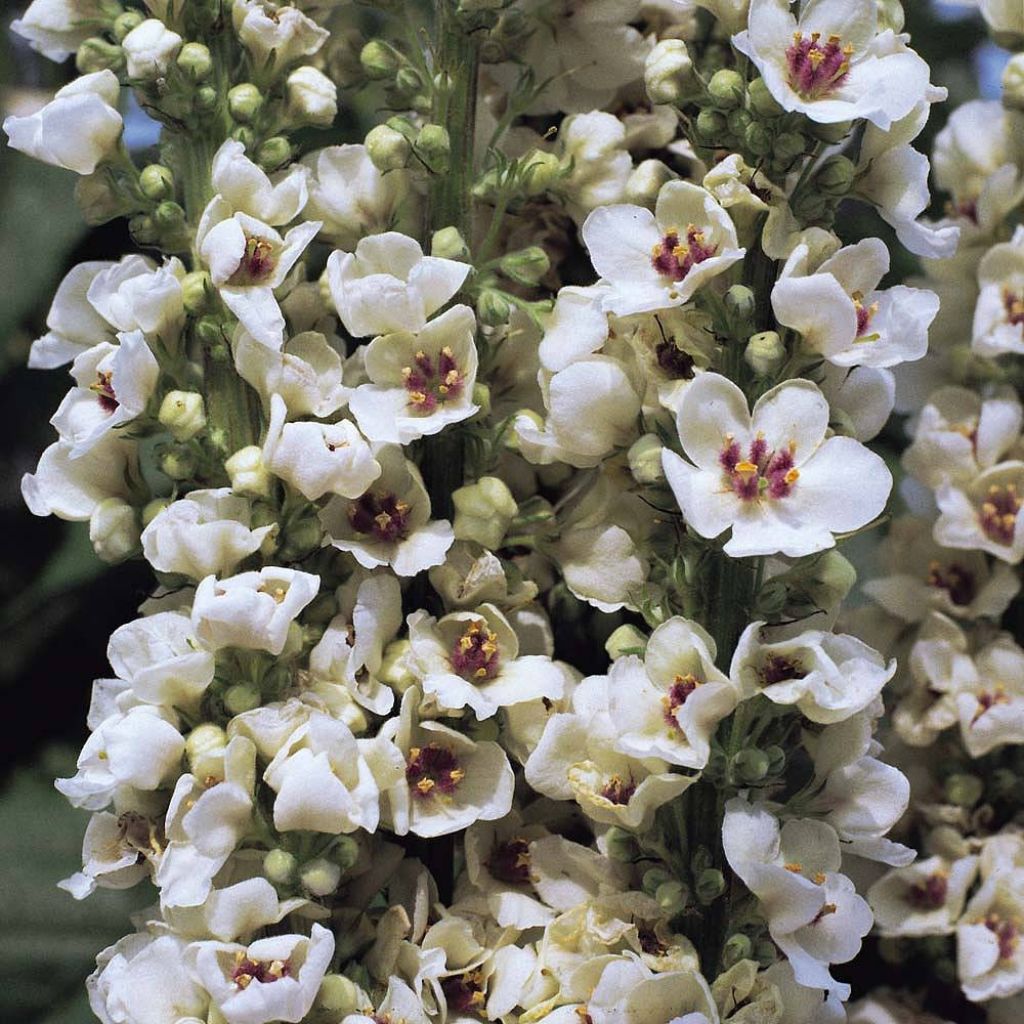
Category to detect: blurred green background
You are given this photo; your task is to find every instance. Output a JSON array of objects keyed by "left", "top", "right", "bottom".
[{"left": 0, "top": 2, "right": 1003, "bottom": 1021}]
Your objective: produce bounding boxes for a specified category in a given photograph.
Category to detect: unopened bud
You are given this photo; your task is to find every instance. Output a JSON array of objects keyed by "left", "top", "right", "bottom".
[
  {"left": 744, "top": 330, "right": 786, "bottom": 377},
  {"left": 256, "top": 137, "right": 291, "bottom": 171},
  {"left": 807, "top": 119, "right": 853, "bottom": 144},
  {"left": 628, "top": 433, "right": 665, "bottom": 486},
  {"left": 360, "top": 39, "right": 400, "bottom": 80},
  {"left": 161, "top": 446, "right": 197, "bottom": 481},
  {"left": 112, "top": 10, "right": 145, "bottom": 41},
  {"left": 802, "top": 550, "right": 857, "bottom": 613},
  {"left": 453, "top": 476, "right": 517, "bottom": 549},
  {"left": 733, "top": 747, "right": 770, "bottom": 784},
  {"left": 431, "top": 226, "right": 469, "bottom": 260},
  {"left": 76, "top": 37, "right": 124, "bottom": 74},
  {"left": 477, "top": 288, "right": 511, "bottom": 326},
  {"left": 177, "top": 41, "right": 213, "bottom": 81},
  {"left": 90, "top": 498, "right": 139, "bottom": 563},
  {"left": 186, "top": 723, "right": 227, "bottom": 780},
  {"left": 725, "top": 284, "right": 756, "bottom": 321},
  {"left": 521, "top": 149, "right": 564, "bottom": 195},
  {"left": 415, "top": 123, "right": 451, "bottom": 173},
  {"left": 471, "top": 382, "right": 491, "bottom": 419},
  {"left": 263, "top": 848, "right": 297, "bottom": 885},
  {"left": 655, "top": 879, "right": 689, "bottom": 916},
  {"left": 121, "top": 19, "right": 182, "bottom": 80},
  {"left": 723, "top": 933, "right": 753, "bottom": 967},
  {"left": 773, "top": 130, "right": 805, "bottom": 162},
  {"left": 332, "top": 834, "right": 360, "bottom": 870},
  {"left": 139, "top": 163, "right": 175, "bottom": 202},
  {"left": 224, "top": 682, "right": 261, "bottom": 716},
  {"left": 1003, "top": 54, "right": 1024, "bottom": 112},
  {"left": 228, "top": 83, "right": 263, "bottom": 123},
  {"left": 765, "top": 745, "right": 786, "bottom": 774},
  {"left": 642, "top": 867, "right": 673, "bottom": 895},
  {"left": 708, "top": 68, "right": 745, "bottom": 109},
  {"left": 365, "top": 123, "right": 411, "bottom": 172},
  {"left": 76, "top": 172, "right": 135, "bottom": 225},
  {"left": 744, "top": 122, "right": 773, "bottom": 156},
  {"left": 181, "top": 271, "right": 214, "bottom": 315},
  {"left": 379, "top": 639, "right": 417, "bottom": 693},
  {"left": 605, "top": 623, "right": 648, "bottom": 661},
  {"left": 300, "top": 857, "right": 342, "bottom": 896},
  {"left": 225, "top": 445, "right": 273, "bottom": 497},
  {"left": 141, "top": 498, "right": 169, "bottom": 527},
  {"left": 747, "top": 77, "right": 784, "bottom": 117},
  {"left": 644, "top": 39, "right": 696, "bottom": 105},
  {"left": 500, "top": 246, "right": 549, "bottom": 286},
  {"left": 625, "top": 159, "right": 675, "bottom": 208},
  {"left": 604, "top": 826, "right": 638, "bottom": 862},
  {"left": 194, "top": 85, "right": 218, "bottom": 112},
  {"left": 154, "top": 201, "right": 186, "bottom": 232},
  {"left": 286, "top": 66, "right": 337, "bottom": 127},
  {"left": 159, "top": 390, "right": 206, "bottom": 442},
  {"left": 696, "top": 868, "right": 726, "bottom": 904},
  {"left": 945, "top": 772, "right": 984, "bottom": 808},
  {"left": 394, "top": 66, "right": 425, "bottom": 97},
  {"left": 876, "top": 0, "right": 905, "bottom": 33},
  {"left": 814, "top": 155, "right": 856, "bottom": 197},
  {"left": 316, "top": 975, "right": 360, "bottom": 1016},
  {"left": 696, "top": 108, "right": 728, "bottom": 143}
]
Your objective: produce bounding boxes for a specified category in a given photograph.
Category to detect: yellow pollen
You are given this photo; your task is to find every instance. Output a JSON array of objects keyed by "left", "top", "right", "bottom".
[
  {"left": 813, "top": 871, "right": 826, "bottom": 885},
  {"left": 672, "top": 244, "right": 690, "bottom": 260},
  {"left": 417, "top": 777, "right": 436, "bottom": 794},
  {"left": 785, "top": 468, "right": 800, "bottom": 485},
  {"left": 441, "top": 346, "right": 454, "bottom": 358},
  {"left": 784, "top": 862, "right": 803, "bottom": 873},
  {"left": 450, "top": 768, "right": 466, "bottom": 784},
  {"left": 409, "top": 390, "right": 428, "bottom": 405},
  {"left": 809, "top": 49, "right": 825, "bottom": 68},
  {"left": 735, "top": 460, "right": 758, "bottom": 474}
]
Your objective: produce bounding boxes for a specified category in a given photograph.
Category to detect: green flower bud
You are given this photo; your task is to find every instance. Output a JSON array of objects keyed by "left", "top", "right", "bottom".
[
  {"left": 256, "top": 136, "right": 292, "bottom": 172},
  {"left": 228, "top": 83, "right": 263, "bottom": 123},
  {"left": 1003, "top": 54, "right": 1024, "bottom": 113},
  {"left": 604, "top": 826, "right": 639, "bottom": 862},
  {"left": 723, "top": 933, "right": 753, "bottom": 967},
  {"left": 733, "top": 747, "right": 771, "bottom": 784},
  {"left": 365, "top": 123, "right": 412, "bottom": 172},
  {"left": 642, "top": 867, "right": 674, "bottom": 896},
  {"left": 224, "top": 682, "right": 261, "bottom": 716},
  {"left": 725, "top": 284, "right": 756, "bottom": 321},
  {"left": 225, "top": 446, "right": 272, "bottom": 497},
  {"left": 194, "top": 85, "right": 218, "bottom": 112},
  {"left": 696, "top": 868, "right": 726, "bottom": 904},
  {"left": 77, "top": 37, "right": 124, "bottom": 74},
  {"left": 431, "top": 226, "right": 469, "bottom": 260},
  {"left": 304, "top": 593, "right": 338, "bottom": 626},
  {"left": 807, "top": 119, "right": 853, "bottom": 144},
  {"left": 625, "top": 159, "right": 675, "bottom": 209},
  {"left": 279, "top": 515, "right": 323, "bottom": 562},
  {"left": 521, "top": 149, "right": 564, "bottom": 195},
  {"left": 139, "top": 163, "right": 175, "bottom": 202},
  {"left": 264, "top": 848, "right": 298, "bottom": 885},
  {"left": 655, "top": 879, "right": 689, "bottom": 916},
  {"left": 316, "top": 975, "right": 360, "bottom": 1016},
  {"left": 186, "top": 723, "right": 227, "bottom": 780},
  {"left": 754, "top": 939, "right": 777, "bottom": 965},
  {"left": 142, "top": 498, "right": 170, "bottom": 528},
  {"left": 876, "top": 0, "right": 905, "bottom": 32},
  {"left": 159, "top": 390, "right": 206, "bottom": 442},
  {"left": 747, "top": 77, "right": 784, "bottom": 117},
  {"left": 814, "top": 155, "right": 857, "bottom": 197},
  {"left": 379, "top": 639, "right": 417, "bottom": 693},
  {"left": 744, "top": 122, "right": 773, "bottom": 157},
  {"left": 394, "top": 66, "right": 425, "bottom": 96},
  {"left": 745, "top": 330, "right": 786, "bottom": 377},
  {"left": 696, "top": 108, "right": 728, "bottom": 143},
  {"left": 708, "top": 68, "right": 745, "bottom": 109},
  {"left": 774, "top": 130, "right": 805, "bottom": 162},
  {"left": 644, "top": 39, "right": 696, "bottom": 105},
  {"left": 360, "top": 39, "right": 400, "bottom": 80},
  {"left": 453, "top": 476, "right": 517, "bottom": 549},
  {"left": 802, "top": 550, "right": 857, "bottom": 613},
  {"left": 604, "top": 623, "right": 648, "bottom": 661},
  {"left": 161, "top": 446, "right": 197, "bottom": 481},
  {"left": 627, "top": 433, "right": 665, "bottom": 486},
  {"left": 945, "top": 772, "right": 984, "bottom": 808},
  {"left": 754, "top": 577, "right": 788, "bottom": 616},
  {"left": 765, "top": 745, "right": 786, "bottom": 774},
  {"left": 180, "top": 270, "right": 213, "bottom": 315},
  {"left": 415, "top": 124, "right": 451, "bottom": 173},
  {"left": 500, "top": 246, "right": 549, "bottom": 286},
  {"left": 727, "top": 108, "right": 752, "bottom": 137},
  {"left": 471, "top": 382, "right": 491, "bottom": 419},
  {"left": 154, "top": 200, "right": 185, "bottom": 230},
  {"left": 231, "top": 125, "right": 256, "bottom": 149},
  {"left": 177, "top": 41, "right": 213, "bottom": 81},
  {"left": 113, "top": 11, "right": 145, "bottom": 42},
  {"left": 791, "top": 189, "right": 829, "bottom": 223},
  {"left": 332, "top": 834, "right": 360, "bottom": 870},
  {"left": 477, "top": 288, "right": 512, "bottom": 326},
  {"left": 300, "top": 857, "right": 342, "bottom": 896}
]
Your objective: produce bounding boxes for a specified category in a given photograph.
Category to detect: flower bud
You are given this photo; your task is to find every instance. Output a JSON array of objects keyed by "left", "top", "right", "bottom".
[
  {"left": 161, "top": 446, "right": 197, "bottom": 480},
  {"left": 696, "top": 108, "right": 728, "bottom": 143},
  {"left": 876, "top": 0, "right": 905, "bottom": 33},
  {"left": 122, "top": 19, "right": 183, "bottom": 80},
  {"left": 732, "top": 747, "right": 770, "bottom": 784},
  {"left": 727, "top": 108, "right": 752, "bottom": 138},
  {"left": 379, "top": 639, "right": 417, "bottom": 693},
  {"left": 477, "top": 289, "right": 512, "bottom": 326},
  {"left": 180, "top": 270, "right": 213, "bottom": 315},
  {"left": 765, "top": 745, "right": 785, "bottom": 774},
  {"left": 194, "top": 85, "right": 218, "bottom": 112},
  {"left": 141, "top": 498, "right": 170, "bottom": 528},
  {"left": 225, "top": 446, "right": 272, "bottom": 497},
  {"left": 773, "top": 130, "right": 805, "bottom": 162},
  {"left": 394, "top": 65, "right": 425, "bottom": 97},
  {"left": 753, "top": 577, "right": 788, "bottom": 616},
  {"left": 256, "top": 136, "right": 292, "bottom": 171},
  {"left": 747, "top": 76, "right": 783, "bottom": 117},
  {"left": 278, "top": 514, "right": 323, "bottom": 562},
  {"left": 287, "top": 66, "right": 338, "bottom": 127},
  {"left": 807, "top": 119, "right": 852, "bottom": 144},
  {"left": 1003, "top": 54, "right": 1024, "bottom": 112},
  {"left": 708, "top": 68, "right": 745, "bottom": 109},
  {"left": 300, "top": 857, "right": 342, "bottom": 896},
  {"left": 625, "top": 159, "right": 675, "bottom": 208},
  {"left": 90, "top": 498, "right": 140, "bottom": 563},
  {"left": 155, "top": 200, "right": 185, "bottom": 232},
  {"left": 723, "top": 933, "right": 753, "bottom": 967},
  {"left": 814, "top": 155, "right": 856, "bottom": 197},
  {"left": 360, "top": 39, "right": 400, "bottom": 80},
  {"left": 316, "top": 975, "right": 360, "bottom": 1016},
  {"left": 158, "top": 390, "right": 206, "bottom": 442},
  {"left": 415, "top": 124, "right": 451, "bottom": 173},
  {"left": 642, "top": 867, "right": 673, "bottom": 895},
  {"left": 332, "top": 834, "right": 361, "bottom": 870},
  {"left": 655, "top": 879, "right": 689, "bottom": 916},
  {"left": 696, "top": 868, "right": 726, "bottom": 904},
  {"left": 521, "top": 149, "right": 564, "bottom": 195},
  {"left": 604, "top": 826, "right": 638, "bottom": 862},
  {"left": 744, "top": 122, "right": 773, "bottom": 156},
  {"left": 627, "top": 434, "right": 665, "bottom": 486},
  {"left": 945, "top": 772, "right": 984, "bottom": 807},
  {"left": 112, "top": 11, "right": 145, "bottom": 42},
  {"left": 224, "top": 682, "right": 261, "bottom": 715},
  {"left": 644, "top": 39, "right": 696, "bottom": 105},
  {"left": 139, "top": 163, "right": 175, "bottom": 201},
  {"left": 264, "top": 848, "right": 298, "bottom": 885},
  {"left": 177, "top": 41, "right": 213, "bottom": 82},
  {"left": 604, "top": 623, "right": 648, "bottom": 661},
  {"left": 500, "top": 246, "right": 549, "bottom": 286},
  {"left": 365, "top": 123, "right": 412, "bottom": 172},
  {"left": 744, "top": 330, "right": 786, "bottom": 377},
  {"left": 228, "top": 83, "right": 263, "bottom": 123},
  {"left": 186, "top": 723, "right": 228, "bottom": 780},
  {"left": 76, "top": 38, "right": 124, "bottom": 75},
  {"left": 471, "top": 382, "right": 491, "bottom": 419},
  {"left": 431, "top": 226, "right": 469, "bottom": 260},
  {"left": 725, "top": 284, "right": 756, "bottom": 321},
  {"left": 801, "top": 549, "right": 856, "bottom": 612},
  {"left": 453, "top": 476, "right": 517, "bottom": 549}
]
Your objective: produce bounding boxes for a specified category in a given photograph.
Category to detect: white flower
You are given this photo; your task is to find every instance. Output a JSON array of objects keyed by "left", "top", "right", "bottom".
[
  {"left": 408, "top": 604, "right": 565, "bottom": 720},
  {"left": 141, "top": 489, "right": 275, "bottom": 579},
  {"left": 588, "top": 960, "right": 718, "bottom": 1024},
  {"left": 868, "top": 855, "right": 979, "bottom": 937},
  {"left": 3, "top": 70, "right": 122, "bottom": 174},
  {"left": 556, "top": 111, "right": 632, "bottom": 222},
  {"left": 607, "top": 616, "right": 736, "bottom": 769},
  {"left": 934, "top": 462, "right": 1024, "bottom": 564},
  {"left": 662, "top": 373, "right": 891, "bottom": 558},
  {"left": 191, "top": 567, "right": 319, "bottom": 655},
  {"left": 320, "top": 446, "right": 454, "bottom": 577},
  {"left": 86, "top": 254, "right": 186, "bottom": 340},
  {"left": 581, "top": 181, "right": 744, "bottom": 316},
  {"left": 731, "top": 623, "right": 896, "bottom": 724},
  {"left": 772, "top": 238, "right": 939, "bottom": 368},
  {"left": 231, "top": 0, "right": 329, "bottom": 68},
  {"left": 349, "top": 304, "right": 479, "bottom": 443},
  {"left": 121, "top": 19, "right": 183, "bottom": 80},
  {"left": 302, "top": 145, "right": 410, "bottom": 249},
  {"left": 286, "top": 66, "right": 337, "bottom": 126},
  {"left": 979, "top": 0, "right": 1024, "bottom": 42},
  {"left": 956, "top": 868, "right": 1024, "bottom": 1002},
  {"left": 733, "top": 0, "right": 932, "bottom": 129},
  {"left": 210, "top": 139, "right": 309, "bottom": 227},
  {"left": 59, "top": 809, "right": 156, "bottom": 899},
  {"left": 188, "top": 923, "right": 334, "bottom": 1024},
  {"left": 818, "top": 363, "right": 895, "bottom": 442},
  {"left": 380, "top": 687, "right": 515, "bottom": 838},
  {"left": 327, "top": 232, "right": 470, "bottom": 338},
  {"left": 197, "top": 200, "right": 321, "bottom": 349},
  {"left": 262, "top": 394, "right": 380, "bottom": 501},
  {"left": 12, "top": 0, "right": 112, "bottom": 61},
  {"left": 974, "top": 226, "right": 1024, "bottom": 358},
  {"left": 722, "top": 797, "right": 872, "bottom": 999},
  {"left": 28, "top": 260, "right": 116, "bottom": 369},
  {"left": 49, "top": 333, "right": 158, "bottom": 458}
]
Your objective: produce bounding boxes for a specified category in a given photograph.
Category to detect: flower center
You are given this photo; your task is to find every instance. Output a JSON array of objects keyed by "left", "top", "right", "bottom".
[
  {"left": 600, "top": 774, "right": 636, "bottom": 805},
  {"left": 786, "top": 31, "right": 853, "bottom": 99},
  {"left": 486, "top": 837, "right": 532, "bottom": 885},
  {"left": 441, "top": 971, "right": 487, "bottom": 1015},
  {"left": 230, "top": 234, "right": 278, "bottom": 285},
  {"left": 661, "top": 672, "right": 702, "bottom": 729},
  {"left": 906, "top": 870, "right": 948, "bottom": 910},
  {"left": 759, "top": 653, "right": 806, "bottom": 686},
  {"left": 720, "top": 433, "right": 800, "bottom": 502},
  {"left": 450, "top": 620, "right": 500, "bottom": 681},
  {"left": 655, "top": 339, "right": 696, "bottom": 379},
  {"left": 638, "top": 924, "right": 669, "bottom": 956},
  {"left": 1004, "top": 289, "right": 1024, "bottom": 327},
  {"left": 650, "top": 224, "right": 717, "bottom": 282},
  {"left": 89, "top": 370, "right": 118, "bottom": 413},
  {"left": 406, "top": 744, "right": 465, "bottom": 798},
  {"left": 231, "top": 952, "right": 290, "bottom": 989},
  {"left": 972, "top": 684, "right": 1011, "bottom": 724},
  {"left": 980, "top": 484, "right": 1021, "bottom": 545},
  {"left": 984, "top": 913, "right": 1020, "bottom": 960},
  {"left": 347, "top": 491, "right": 411, "bottom": 543},
  {"left": 116, "top": 810, "right": 163, "bottom": 857},
  {"left": 927, "top": 560, "right": 976, "bottom": 607},
  {"left": 402, "top": 347, "right": 465, "bottom": 413},
  {"left": 257, "top": 582, "right": 289, "bottom": 603},
  {"left": 852, "top": 291, "right": 880, "bottom": 340}
]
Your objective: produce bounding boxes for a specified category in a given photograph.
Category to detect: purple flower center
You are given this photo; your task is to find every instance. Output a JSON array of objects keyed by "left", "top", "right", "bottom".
[
  {"left": 926, "top": 560, "right": 976, "bottom": 607},
  {"left": 661, "top": 672, "right": 702, "bottom": 729},
  {"left": 402, "top": 346, "right": 464, "bottom": 413},
  {"left": 231, "top": 953, "right": 290, "bottom": 989},
  {"left": 441, "top": 971, "right": 487, "bottom": 1015},
  {"left": 487, "top": 837, "right": 532, "bottom": 885},
  {"left": 89, "top": 370, "right": 118, "bottom": 413},
  {"left": 650, "top": 224, "right": 717, "bottom": 282},
  {"left": 853, "top": 290, "right": 879, "bottom": 338},
  {"left": 759, "top": 654, "right": 806, "bottom": 686},
  {"left": 980, "top": 484, "right": 1021, "bottom": 545},
  {"left": 1004, "top": 288, "right": 1024, "bottom": 327},
  {"left": 600, "top": 774, "right": 636, "bottom": 805},
  {"left": 785, "top": 31, "right": 853, "bottom": 99},
  {"left": 906, "top": 871, "right": 948, "bottom": 910},
  {"left": 406, "top": 743, "right": 464, "bottom": 799},
  {"left": 347, "top": 491, "right": 411, "bottom": 543},
  {"left": 719, "top": 434, "right": 800, "bottom": 502},
  {"left": 984, "top": 914, "right": 1020, "bottom": 960},
  {"left": 230, "top": 234, "right": 278, "bottom": 285},
  {"left": 450, "top": 620, "right": 500, "bottom": 681}
]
